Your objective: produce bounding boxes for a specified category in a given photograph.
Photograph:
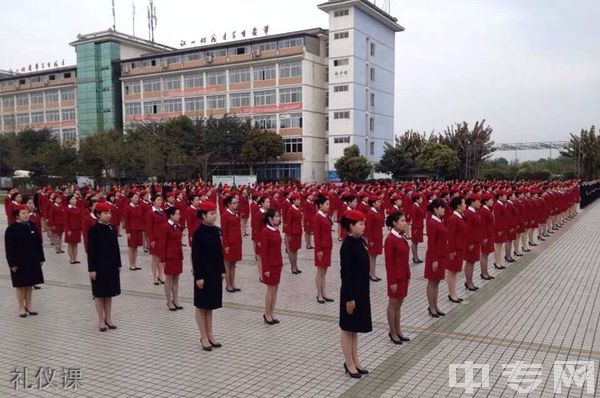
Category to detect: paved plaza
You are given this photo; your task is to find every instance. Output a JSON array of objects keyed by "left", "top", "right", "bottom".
[{"left": 1, "top": 202, "right": 599, "bottom": 397}]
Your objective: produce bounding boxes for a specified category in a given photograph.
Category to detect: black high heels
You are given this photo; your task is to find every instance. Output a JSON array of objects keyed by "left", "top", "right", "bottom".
[
  {"left": 436, "top": 310, "right": 446, "bottom": 316},
  {"left": 201, "top": 342, "right": 212, "bottom": 351},
  {"left": 388, "top": 332, "right": 403, "bottom": 344},
  {"left": 209, "top": 340, "right": 222, "bottom": 348},
  {"left": 316, "top": 296, "right": 326, "bottom": 304},
  {"left": 24, "top": 308, "right": 38, "bottom": 316},
  {"left": 494, "top": 263, "right": 506, "bottom": 270},
  {"left": 464, "top": 283, "right": 479, "bottom": 291},
  {"left": 398, "top": 334, "right": 411, "bottom": 342},
  {"left": 480, "top": 274, "right": 494, "bottom": 280},
  {"left": 104, "top": 320, "right": 117, "bottom": 330},
  {"left": 428, "top": 308, "right": 439, "bottom": 318},
  {"left": 174, "top": 304, "right": 184, "bottom": 310},
  {"left": 263, "top": 315, "right": 276, "bottom": 325},
  {"left": 323, "top": 297, "right": 334, "bottom": 302},
  {"left": 448, "top": 295, "right": 463, "bottom": 303},
  {"left": 344, "top": 363, "right": 362, "bottom": 378}
]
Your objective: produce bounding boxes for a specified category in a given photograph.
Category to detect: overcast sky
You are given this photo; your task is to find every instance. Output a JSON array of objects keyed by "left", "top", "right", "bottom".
[{"left": 1, "top": 0, "right": 598, "bottom": 159}]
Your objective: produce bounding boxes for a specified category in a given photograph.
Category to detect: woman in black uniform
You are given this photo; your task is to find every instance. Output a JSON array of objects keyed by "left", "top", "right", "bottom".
[
  {"left": 5, "top": 204, "right": 45, "bottom": 317},
  {"left": 87, "top": 202, "right": 121, "bottom": 332},
  {"left": 339, "top": 209, "right": 372, "bottom": 378},
  {"left": 192, "top": 201, "right": 226, "bottom": 352}
]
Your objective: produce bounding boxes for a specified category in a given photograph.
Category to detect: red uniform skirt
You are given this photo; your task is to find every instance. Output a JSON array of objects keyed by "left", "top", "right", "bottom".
[
  {"left": 464, "top": 243, "right": 481, "bottom": 262},
  {"left": 494, "top": 230, "right": 507, "bottom": 244},
  {"left": 223, "top": 242, "right": 242, "bottom": 262},
  {"left": 315, "top": 248, "right": 332, "bottom": 268},
  {"left": 411, "top": 228, "right": 424, "bottom": 244},
  {"left": 368, "top": 239, "right": 383, "bottom": 255},
  {"left": 64, "top": 229, "right": 81, "bottom": 244},
  {"left": 446, "top": 250, "right": 464, "bottom": 272},
  {"left": 164, "top": 259, "right": 182, "bottom": 275},
  {"left": 387, "top": 279, "right": 409, "bottom": 299},
  {"left": 287, "top": 234, "right": 302, "bottom": 251},
  {"left": 424, "top": 254, "right": 446, "bottom": 281},
  {"left": 261, "top": 266, "right": 282, "bottom": 285},
  {"left": 53, "top": 224, "right": 64, "bottom": 235},
  {"left": 507, "top": 227, "right": 517, "bottom": 241},
  {"left": 481, "top": 237, "right": 494, "bottom": 254},
  {"left": 149, "top": 239, "right": 159, "bottom": 255},
  {"left": 127, "top": 231, "right": 143, "bottom": 248}
]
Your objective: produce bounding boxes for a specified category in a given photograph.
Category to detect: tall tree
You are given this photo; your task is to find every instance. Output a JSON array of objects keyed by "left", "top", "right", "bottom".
[
  {"left": 78, "top": 129, "right": 127, "bottom": 185},
  {"left": 334, "top": 144, "right": 373, "bottom": 182},
  {"left": 241, "top": 128, "right": 285, "bottom": 175},
  {"left": 440, "top": 120, "right": 495, "bottom": 179},
  {"left": 415, "top": 141, "right": 459, "bottom": 179},
  {"left": 560, "top": 125, "right": 599, "bottom": 179},
  {"left": 375, "top": 142, "right": 413, "bottom": 180}
]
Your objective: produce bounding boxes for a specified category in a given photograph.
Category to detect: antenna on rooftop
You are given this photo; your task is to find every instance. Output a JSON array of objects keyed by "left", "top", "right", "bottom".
[
  {"left": 132, "top": 2, "right": 136, "bottom": 36},
  {"left": 111, "top": 0, "right": 116, "bottom": 30},
  {"left": 147, "top": 0, "right": 158, "bottom": 42}
]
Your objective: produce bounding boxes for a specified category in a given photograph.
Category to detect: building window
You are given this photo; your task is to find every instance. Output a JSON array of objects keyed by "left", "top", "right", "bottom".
[
  {"left": 370, "top": 141, "right": 375, "bottom": 155},
  {"left": 163, "top": 99, "right": 182, "bottom": 113},
  {"left": 206, "top": 94, "right": 226, "bottom": 109},
  {"left": 253, "top": 42, "right": 278, "bottom": 52},
  {"left": 185, "top": 97, "right": 204, "bottom": 112},
  {"left": 254, "top": 115, "right": 277, "bottom": 130},
  {"left": 61, "top": 89, "right": 75, "bottom": 101},
  {"left": 370, "top": 67, "right": 376, "bottom": 81},
  {"left": 143, "top": 79, "right": 161, "bottom": 92},
  {"left": 284, "top": 137, "right": 303, "bottom": 153},
  {"left": 63, "top": 72, "right": 72, "bottom": 79},
  {"left": 61, "top": 108, "right": 75, "bottom": 121},
  {"left": 63, "top": 128, "right": 77, "bottom": 142},
  {"left": 164, "top": 55, "right": 182, "bottom": 65},
  {"left": 278, "top": 38, "right": 303, "bottom": 48},
  {"left": 370, "top": 42, "right": 376, "bottom": 56},
  {"left": 228, "top": 46, "right": 250, "bottom": 56},
  {"left": 334, "top": 136, "right": 351, "bottom": 144},
  {"left": 279, "top": 62, "right": 302, "bottom": 78},
  {"left": 369, "top": 117, "right": 375, "bottom": 131},
  {"left": 333, "top": 111, "right": 350, "bottom": 119},
  {"left": 207, "top": 71, "right": 226, "bottom": 86},
  {"left": 125, "top": 102, "right": 142, "bottom": 115},
  {"left": 143, "top": 101, "right": 161, "bottom": 114},
  {"left": 50, "top": 129, "right": 61, "bottom": 141},
  {"left": 163, "top": 76, "right": 181, "bottom": 91},
  {"left": 333, "top": 58, "right": 349, "bottom": 67},
  {"left": 334, "top": 9, "right": 349, "bottom": 17},
  {"left": 333, "top": 85, "right": 349, "bottom": 93},
  {"left": 3, "top": 115, "right": 15, "bottom": 127},
  {"left": 279, "top": 87, "right": 302, "bottom": 103},
  {"left": 2, "top": 96, "right": 14, "bottom": 107},
  {"left": 229, "top": 68, "right": 251, "bottom": 83},
  {"left": 230, "top": 92, "right": 251, "bottom": 108},
  {"left": 46, "top": 110, "right": 60, "bottom": 122},
  {"left": 183, "top": 52, "right": 204, "bottom": 61},
  {"left": 254, "top": 64, "right": 276, "bottom": 81},
  {"left": 45, "top": 91, "right": 59, "bottom": 103},
  {"left": 254, "top": 90, "right": 276, "bottom": 106},
  {"left": 370, "top": 93, "right": 375, "bottom": 106},
  {"left": 16, "top": 113, "right": 30, "bottom": 124},
  {"left": 16, "top": 95, "right": 28, "bottom": 106},
  {"left": 31, "top": 112, "right": 44, "bottom": 123},
  {"left": 206, "top": 49, "right": 227, "bottom": 58},
  {"left": 184, "top": 74, "right": 204, "bottom": 88},
  {"left": 325, "top": 116, "right": 329, "bottom": 131},
  {"left": 30, "top": 93, "right": 43, "bottom": 105},
  {"left": 124, "top": 81, "right": 141, "bottom": 95},
  {"left": 334, "top": 31, "right": 349, "bottom": 40},
  {"left": 279, "top": 113, "right": 302, "bottom": 129}
]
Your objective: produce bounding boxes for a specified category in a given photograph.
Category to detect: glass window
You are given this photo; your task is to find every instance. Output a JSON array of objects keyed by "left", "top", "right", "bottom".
[
  {"left": 185, "top": 97, "right": 204, "bottom": 111},
  {"left": 16, "top": 113, "right": 30, "bottom": 124},
  {"left": 2, "top": 96, "right": 14, "bottom": 107},
  {"left": 333, "top": 58, "right": 349, "bottom": 66},
  {"left": 252, "top": 42, "right": 277, "bottom": 52},
  {"left": 50, "top": 129, "right": 60, "bottom": 140},
  {"left": 184, "top": 74, "right": 204, "bottom": 88},
  {"left": 370, "top": 93, "right": 375, "bottom": 106},
  {"left": 143, "top": 79, "right": 161, "bottom": 92},
  {"left": 206, "top": 71, "right": 226, "bottom": 86},
  {"left": 370, "top": 67, "right": 375, "bottom": 81},
  {"left": 31, "top": 112, "right": 44, "bottom": 123},
  {"left": 45, "top": 91, "right": 59, "bottom": 103},
  {"left": 16, "top": 95, "right": 28, "bottom": 106},
  {"left": 63, "top": 128, "right": 77, "bottom": 142},
  {"left": 228, "top": 46, "right": 250, "bottom": 56},
  {"left": 334, "top": 136, "right": 350, "bottom": 144},
  {"left": 253, "top": 90, "right": 276, "bottom": 106},
  {"left": 333, "top": 111, "right": 350, "bottom": 119},
  {"left": 334, "top": 9, "right": 349, "bottom": 17},
  {"left": 206, "top": 48, "right": 227, "bottom": 58},
  {"left": 143, "top": 101, "right": 161, "bottom": 114},
  {"left": 163, "top": 76, "right": 181, "bottom": 90},
  {"left": 370, "top": 42, "right": 376, "bottom": 56},
  {"left": 253, "top": 115, "right": 277, "bottom": 130},
  {"left": 61, "top": 89, "right": 75, "bottom": 101},
  {"left": 278, "top": 38, "right": 303, "bottom": 48},
  {"left": 163, "top": 99, "right": 182, "bottom": 113},
  {"left": 230, "top": 92, "right": 251, "bottom": 108},
  {"left": 254, "top": 64, "right": 276, "bottom": 81},
  {"left": 280, "top": 87, "right": 302, "bottom": 103},
  {"left": 279, "top": 113, "right": 302, "bottom": 128},
  {"left": 61, "top": 109, "right": 75, "bottom": 121},
  {"left": 369, "top": 117, "right": 375, "bottom": 131},
  {"left": 284, "top": 137, "right": 303, "bottom": 153},
  {"left": 370, "top": 141, "right": 375, "bottom": 155},
  {"left": 124, "top": 81, "right": 141, "bottom": 95},
  {"left": 206, "top": 95, "right": 226, "bottom": 109},
  {"left": 30, "top": 93, "right": 43, "bottom": 105},
  {"left": 46, "top": 110, "right": 60, "bottom": 122},
  {"left": 334, "top": 31, "right": 349, "bottom": 40},
  {"left": 229, "top": 68, "right": 251, "bottom": 83},
  {"left": 279, "top": 62, "right": 302, "bottom": 78},
  {"left": 333, "top": 85, "right": 349, "bottom": 93},
  {"left": 164, "top": 56, "right": 182, "bottom": 65},
  {"left": 183, "top": 52, "right": 203, "bottom": 61},
  {"left": 3, "top": 115, "right": 15, "bottom": 126},
  {"left": 125, "top": 102, "right": 142, "bottom": 115}
]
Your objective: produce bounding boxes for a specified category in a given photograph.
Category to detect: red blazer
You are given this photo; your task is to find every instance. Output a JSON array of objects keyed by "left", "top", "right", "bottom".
[
  {"left": 81, "top": 210, "right": 97, "bottom": 252},
  {"left": 259, "top": 226, "right": 283, "bottom": 271},
  {"left": 425, "top": 217, "right": 449, "bottom": 264},
  {"left": 384, "top": 230, "right": 410, "bottom": 282},
  {"left": 123, "top": 203, "right": 145, "bottom": 232},
  {"left": 186, "top": 206, "right": 201, "bottom": 237},
  {"left": 50, "top": 203, "right": 67, "bottom": 227},
  {"left": 313, "top": 211, "right": 333, "bottom": 252},
  {"left": 492, "top": 201, "right": 506, "bottom": 232},
  {"left": 365, "top": 208, "right": 384, "bottom": 242},
  {"left": 221, "top": 209, "right": 242, "bottom": 247},
  {"left": 146, "top": 208, "right": 167, "bottom": 241},
  {"left": 175, "top": 199, "right": 187, "bottom": 228},
  {"left": 239, "top": 195, "right": 250, "bottom": 218},
  {"left": 3, "top": 196, "right": 11, "bottom": 220},
  {"left": 281, "top": 199, "right": 292, "bottom": 234},
  {"left": 66, "top": 205, "right": 83, "bottom": 231},
  {"left": 108, "top": 202, "right": 121, "bottom": 227},
  {"left": 479, "top": 205, "right": 495, "bottom": 240},
  {"left": 464, "top": 207, "right": 482, "bottom": 244},
  {"left": 251, "top": 206, "right": 265, "bottom": 240},
  {"left": 411, "top": 203, "right": 425, "bottom": 233},
  {"left": 286, "top": 205, "right": 303, "bottom": 235},
  {"left": 158, "top": 221, "right": 183, "bottom": 263},
  {"left": 302, "top": 200, "right": 317, "bottom": 233},
  {"left": 447, "top": 212, "right": 467, "bottom": 253}
]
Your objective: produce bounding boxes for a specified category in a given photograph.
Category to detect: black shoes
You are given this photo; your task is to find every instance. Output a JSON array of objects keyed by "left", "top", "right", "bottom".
[
  {"left": 129, "top": 267, "right": 141, "bottom": 271},
  {"left": 19, "top": 313, "right": 27, "bottom": 318},
  {"left": 25, "top": 308, "right": 38, "bottom": 316},
  {"left": 174, "top": 304, "right": 184, "bottom": 310},
  {"left": 344, "top": 363, "right": 362, "bottom": 378},
  {"left": 201, "top": 343, "right": 212, "bottom": 351},
  {"left": 99, "top": 326, "right": 108, "bottom": 332},
  {"left": 105, "top": 321, "right": 117, "bottom": 330},
  {"left": 412, "top": 258, "right": 423, "bottom": 264},
  {"left": 316, "top": 296, "right": 326, "bottom": 304},
  {"left": 398, "top": 334, "right": 411, "bottom": 342},
  {"left": 369, "top": 276, "right": 382, "bottom": 282},
  {"left": 465, "top": 283, "right": 479, "bottom": 291},
  {"left": 494, "top": 263, "right": 506, "bottom": 270},
  {"left": 209, "top": 340, "right": 222, "bottom": 348},
  {"left": 291, "top": 269, "right": 302, "bottom": 274},
  {"left": 33, "top": 285, "right": 41, "bottom": 290},
  {"left": 263, "top": 315, "right": 276, "bottom": 325},
  {"left": 436, "top": 310, "right": 446, "bottom": 316},
  {"left": 158, "top": 278, "right": 165, "bottom": 284},
  {"left": 168, "top": 304, "right": 177, "bottom": 311},
  {"left": 504, "top": 256, "right": 516, "bottom": 263},
  {"left": 226, "top": 287, "right": 236, "bottom": 293},
  {"left": 428, "top": 308, "right": 439, "bottom": 318},
  {"left": 448, "top": 295, "right": 463, "bottom": 303},
  {"left": 481, "top": 274, "right": 495, "bottom": 280},
  {"left": 323, "top": 297, "right": 335, "bottom": 302},
  {"left": 389, "top": 333, "right": 403, "bottom": 344}
]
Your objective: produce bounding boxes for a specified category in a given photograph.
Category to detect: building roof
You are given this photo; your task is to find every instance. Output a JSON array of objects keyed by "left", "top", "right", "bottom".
[
  {"left": 120, "top": 27, "right": 328, "bottom": 63},
  {"left": 69, "top": 28, "right": 175, "bottom": 53},
  {"left": 0, "top": 65, "right": 77, "bottom": 83},
  {"left": 318, "top": 0, "right": 404, "bottom": 32}
]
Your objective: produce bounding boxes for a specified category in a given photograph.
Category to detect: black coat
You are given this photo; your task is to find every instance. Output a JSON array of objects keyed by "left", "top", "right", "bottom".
[
  {"left": 5, "top": 221, "right": 45, "bottom": 288},
  {"left": 339, "top": 235, "right": 372, "bottom": 333},
  {"left": 192, "top": 223, "right": 225, "bottom": 309},
  {"left": 87, "top": 222, "right": 121, "bottom": 298}
]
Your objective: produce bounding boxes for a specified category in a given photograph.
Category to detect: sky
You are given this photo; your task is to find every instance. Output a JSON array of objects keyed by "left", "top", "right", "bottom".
[{"left": 1, "top": 0, "right": 598, "bottom": 161}]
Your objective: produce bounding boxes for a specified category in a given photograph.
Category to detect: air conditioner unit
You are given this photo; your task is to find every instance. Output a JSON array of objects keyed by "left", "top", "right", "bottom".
[{"left": 253, "top": 50, "right": 261, "bottom": 57}]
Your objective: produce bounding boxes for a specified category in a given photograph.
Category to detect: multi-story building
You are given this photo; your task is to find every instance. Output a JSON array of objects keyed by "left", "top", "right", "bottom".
[{"left": 0, "top": 0, "right": 403, "bottom": 182}]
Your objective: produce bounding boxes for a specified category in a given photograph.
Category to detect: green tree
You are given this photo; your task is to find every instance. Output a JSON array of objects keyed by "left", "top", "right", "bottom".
[
  {"left": 478, "top": 157, "right": 517, "bottom": 180},
  {"left": 560, "top": 125, "right": 599, "bottom": 179},
  {"left": 516, "top": 161, "right": 552, "bottom": 180},
  {"left": 242, "top": 128, "right": 285, "bottom": 176},
  {"left": 375, "top": 142, "right": 413, "bottom": 180},
  {"left": 334, "top": 144, "right": 373, "bottom": 182},
  {"left": 440, "top": 120, "right": 495, "bottom": 179},
  {"left": 78, "top": 129, "right": 127, "bottom": 185},
  {"left": 415, "top": 141, "right": 459, "bottom": 179},
  {"left": 394, "top": 130, "right": 430, "bottom": 161}
]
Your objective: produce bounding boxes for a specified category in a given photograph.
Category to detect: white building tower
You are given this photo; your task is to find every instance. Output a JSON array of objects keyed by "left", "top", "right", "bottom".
[{"left": 318, "top": 0, "right": 404, "bottom": 177}]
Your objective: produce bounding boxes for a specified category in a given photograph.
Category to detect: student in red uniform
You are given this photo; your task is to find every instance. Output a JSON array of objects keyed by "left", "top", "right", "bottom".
[
  {"left": 252, "top": 196, "right": 270, "bottom": 265},
  {"left": 259, "top": 208, "right": 283, "bottom": 325},
  {"left": 384, "top": 211, "right": 411, "bottom": 344},
  {"left": 464, "top": 194, "right": 482, "bottom": 291},
  {"left": 285, "top": 192, "right": 303, "bottom": 274},
  {"left": 82, "top": 198, "right": 98, "bottom": 253},
  {"left": 221, "top": 195, "right": 243, "bottom": 292},
  {"left": 146, "top": 195, "right": 167, "bottom": 286},
  {"left": 446, "top": 196, "right": 467, "bottom": 304},
  {"left": 50, "top": 194, "right": 67, "bottom": 254},
  {"left": 158, "top": 207, "right": 184, "bottom": 311},
  {"left": 493, "top": 190, "right": 508, "bottom": 270},
  {"left": 504, "top": 190, "right": 517, "bottom": 264},
  {"left": 478, "top": 192, "right": 496, "bottom": 280},
  {"left": 123, "top": 191, "right": 144, "bottom": 271},
  {"left": 365, "top": 195, "right": 384, "bottom": 282},
  {"left": 140, "top": 191, "right": 152, "bottom": 252},
  {"left": 302, "top": 191, "right": 317, "bottom": 249},
  {"left": 239, "top": 189, "right": 250, "bottom": 236},
  {"left": 313, "top": 194, "right": 334, "bottom": 304},
  {"left": 424, "top": 199, "right": 447, "bottom": 317},
  {"left": 107, "top": 192, "right": 122, "bottom": 236},
  {"left": 4, "top": 188, "right": 18, "bottom": 221},
  {"left": 410, "top": 193, "right": 425, "bottom": 264},
  {"left": 186, "top": 194, "right": 202, "bottom": 245},
  {"left": 65, "top": 194, "right": 83, "bottom": 264}
]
